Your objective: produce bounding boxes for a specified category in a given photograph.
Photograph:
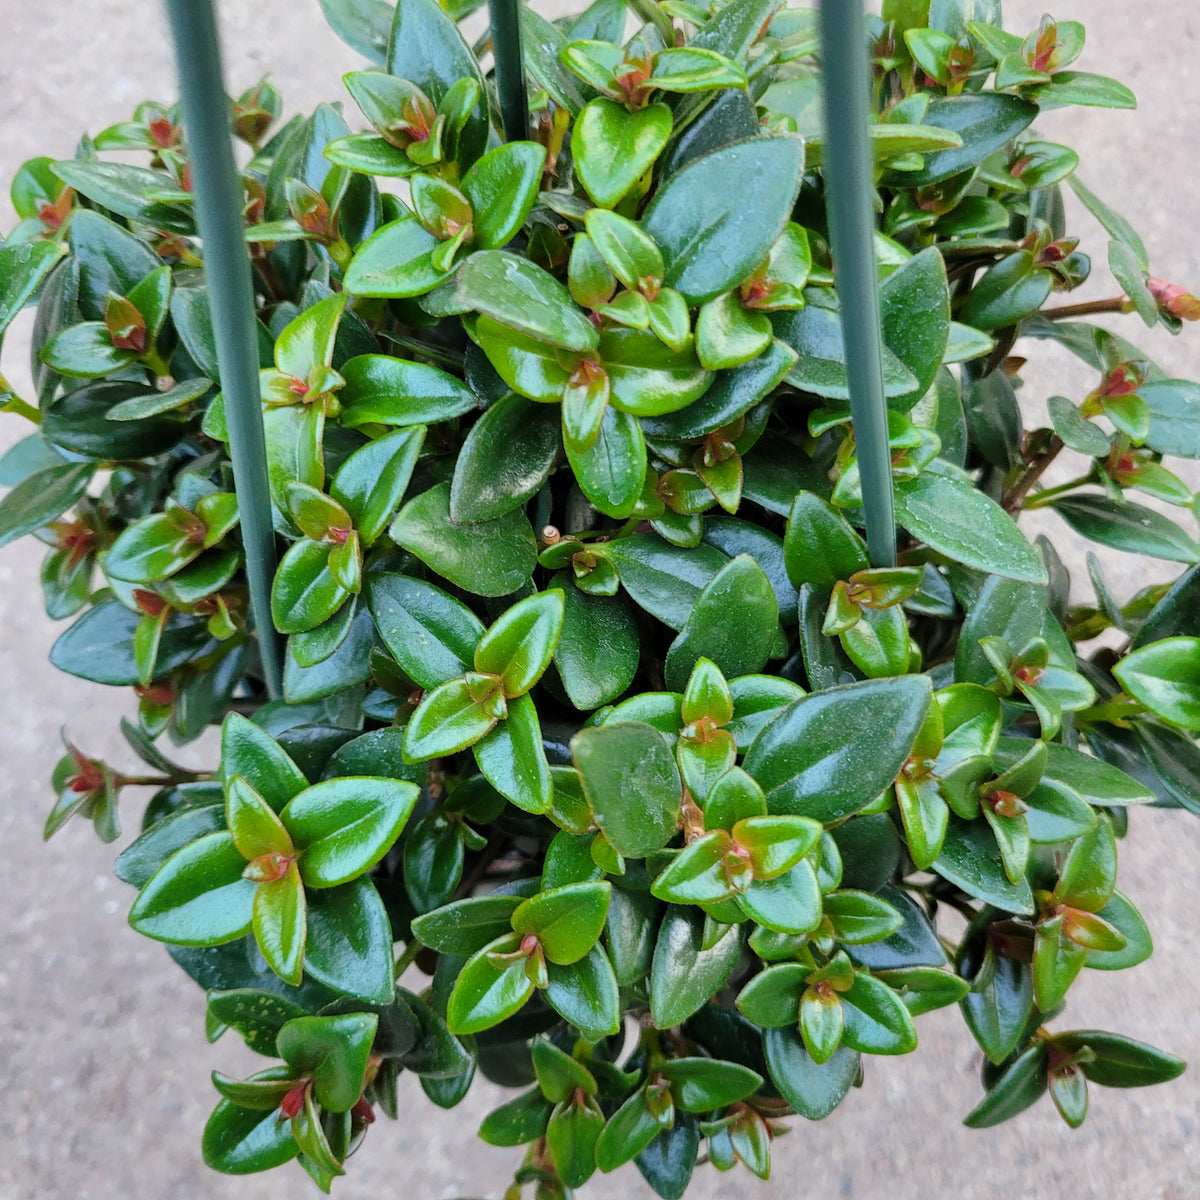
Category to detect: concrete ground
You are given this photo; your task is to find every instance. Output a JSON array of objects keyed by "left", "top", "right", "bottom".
[{"left": 1, "top": 2, "right": 1199, "bottom": 1198}]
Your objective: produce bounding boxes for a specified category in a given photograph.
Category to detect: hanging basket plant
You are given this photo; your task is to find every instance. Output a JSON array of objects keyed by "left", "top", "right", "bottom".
[{"left": 1, "top": 0, "right": 1198, "bottom": 1194}]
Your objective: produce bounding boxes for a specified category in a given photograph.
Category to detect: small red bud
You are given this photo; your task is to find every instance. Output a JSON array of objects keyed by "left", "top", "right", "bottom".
[{"left": 279, "top": 1084, "right": 307, "bottom": 1120}]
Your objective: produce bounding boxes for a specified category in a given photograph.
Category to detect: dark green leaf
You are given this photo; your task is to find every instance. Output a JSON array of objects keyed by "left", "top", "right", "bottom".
[
  {"left": 544, "top": 943, "right": 622, "bottom": 1039},
  {"left": 887, "top": 93, "right": 1037, "bottom": 186},
  {"left": 641, "top": 136, "right": 804, "bottom": 304},
  {"left": 340, "top": 353, "right": 476, "bottom": 426},
  {"left": 390, "top": 482, "right": 537, "bottom": 597},
  {"left": 128, "top": 832, "right": 255, "bottom": 946},
  {"left": 450, "top": 394, "right": 560, "bottom": 522},
  {"left": 1052, "top": 494, "right": 1199, "bottom": 564},
  {"left": 934, "top": 815, "right": 1035, "bottom": 914},
  {"left": 0, "top": 461, "right": 92, "bottom": 550},
  {"left": 963, "top": 1044, "right": 1049, "bottom": 1128},
  {"left": 367, "top": 572, "right": 483, "bottom": 689},
  {"left": 895, "top": 468, "right": 1048, "bottom": 583},
  {"left": 1055, "top": 1030, "right": 1186, "bottom": 1088},
  {"left": 743, "top": 677, "right": 932, "bottom": 822},
  {"left": 650, "top": 907, "right": 742, "bottom": 1029},
  {"left": 572, "top": 722, "right": 682, "bottom": 858},
  {"left": 304, "top": 878, "right": 395, "bottom": 1003},
  {"left": 762, "top": 1028, "right": 860, "bottom": 1120}
]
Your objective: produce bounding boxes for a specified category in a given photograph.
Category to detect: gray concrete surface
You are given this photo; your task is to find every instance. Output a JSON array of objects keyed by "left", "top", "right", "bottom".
[{"left": 2, "top": 2, "right": 1200, "bottom": 1198}]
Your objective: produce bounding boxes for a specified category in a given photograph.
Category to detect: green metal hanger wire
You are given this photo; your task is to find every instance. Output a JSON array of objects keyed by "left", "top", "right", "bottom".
[{"left": 164, "top": 0, "right": 284, "bottom": 699}]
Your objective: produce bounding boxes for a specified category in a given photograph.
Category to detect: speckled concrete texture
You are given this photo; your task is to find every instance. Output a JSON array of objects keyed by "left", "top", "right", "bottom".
[{"left": 2, "top": 3, "right": 1199, "bottom": 1198}]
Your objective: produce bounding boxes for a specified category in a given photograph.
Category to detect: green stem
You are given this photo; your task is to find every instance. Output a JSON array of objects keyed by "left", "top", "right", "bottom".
[
  {"left": 1002, "top": 434, "right": 1063, "bottom": 513},
  {"left": 1021, "top": 473, "right": 1095, "bottom": 509},
  {"left": 819, "top": 0, "right": 895, "bottom": 568},
  {"left": 393, "top": 938, "right": 424, "bottom": 980},
  {"left": 164, "top": 0, "right": 283, "bottom": 700},
  {"left": 1075, "top": 697, "right": 1145, "bottom": 727},
  {"left": 0, "top": 373, "right": 42, "bottom": 424}
]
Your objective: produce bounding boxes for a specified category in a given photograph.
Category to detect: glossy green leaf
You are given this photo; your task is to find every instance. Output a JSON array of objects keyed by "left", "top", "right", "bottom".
[
  {"left": 479, "top": 1088, "right": 553, "bottom": 1146},
  {"left": 0, "top": 238, "right": 65, "bottom": 335},
  {"left": 664, "top": 554, "right": 777, "bottom": 690},
  {"left": 879, "top": 248, "right": 951, "bottom": 409},
  {"left": 330, "top": 426, "right": 424, "bottom": 545},
  {"left": 566, "top": 406, "right": 648, "bottom": 519},
  {"left": 390, "top": 482, "right": 537, "bottom": 597},
  {"left": 762, "top": 1028, "right": 860, "bottom": 1120},
  {"left": 276, "top": 1012, "right": 378, "bottom": 1111},
  {"left": 450, "top": 394, "right": 559, "bottom": 522},
  {"left": 935, "top": 816, "right": 1034, "bottom": 914},
  {"left": 512, "top": 881, "right": 611, "bottom": 965},
  {"left": 367, "top": 573, "right": 483, "bottom": 689},
  {"left": 475, "top": 590, "right": 565, "bottom": 699},
  {"left": 457, "top": 250, "right": 598, "bottom": 352},
  {"left": 282, "top": 777, "right": 419, "bottom": 887},
  {"left": 650, "top": 908, "right": 742, "bottom": 1029},
  {"left": 553, "top": 574, "right": 640, "bottom": 710},
  {"left": 1055, "top": 816, "right": 1118, "bottom": 912},
  {"left": 574, "top": 99, "right": 672, "bottom": 208},
  {"left": 641, "top": 136, "right": 804, "bottom": 304},
  {"left": 252, "top": 861, "right": 307, "bottom": 986},
  {"left": 743, "top": 677, "right": 932, "bottom": 822},
  {"left": 1055, "top": 1030, "right": 1186, "bottom": 1088},
  {"left": 461, "top": 142, "right": 545, "bottom": 250},
  {"left": 771, "top": 303, "right": 920, "bottom": 400},
  {"left": 572, "top": 722, "right": 682, "bottom": 857},
  {"left": 962, "top": 1044, "right": 1049, "bottom": 1128},
  {"left": 548, "top": 1094, "right": 605, "bottom": 1189},
  {"left": 0, "top": 461, "right": 93, "bottom": 551},
  {"left": 303, "top": 878, "right": 395, "bottom": 1003},
  {"left": 202, "top": 1092, "right": 300, "bottom": 1175},
  {"left": 206, "top": 990, "right": 311, "bottom": 1058},
  {"left": 271, "top": 539, "right": 348, "bottom": 635},
  {"left": 544, "top": 943, "right": 622, "bottom": 1039},
  {"left": 446, "top": 932, "right": 537, "bottom": 1034},
  {"left": 595, "top": 1091, "right": 662, "bottom": 1172},
  {"left": 343, "top": 215, "right": 445, "bottom": 297},
  {"left": 403, "top": 676, "right": 497, "bottom": 760},
  {"left": 466, "top": 696, "right": 548, "bottom": 818},
  {"left": 221, "top": 714, "right": 310, "bottom": 813},
  {"left": 129, "top": 832, "right": 256, "bottom": 946},
  {"left": 1138, "top": 380, "right": 1200, "bottom": 459},
  {"left": 412, "top": 895, "right": 522, "bottom": 957},
  {"left": 890, "top": 93, "right": 1037, "bottom": 186},
  {"left": 340, "top": 353, "right": 476, "bottom": 426},
  {"left": 659, "top": 1058, "right": 762, "bottom": 1112},
  {"left": 895, "top": 468, "right": 1048, "bottom": 583},
  {"left": 1114, "top": 638, "right": 1200, "bottom": 730},
  {"left": 1052, "top": 494, "right": 1199, "bottom": 564}
]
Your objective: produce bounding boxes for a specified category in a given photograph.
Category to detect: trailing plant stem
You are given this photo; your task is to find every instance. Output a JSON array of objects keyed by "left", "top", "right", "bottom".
[
  {"left": 1022, "top": 472, "right": 1094, "bottom": 509},
  {"left": 1040, "top": 296, "right": 1133, "bottom": 320},
  {"left": 0, "top": 373, "right": 40, "bottom": 423}
]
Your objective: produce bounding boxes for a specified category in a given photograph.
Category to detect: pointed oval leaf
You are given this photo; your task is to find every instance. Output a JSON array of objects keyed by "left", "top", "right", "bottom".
[
  {"left": 282, "top": 777, "right": 419, "bottom": 888},
  {"left": 743, "top": 677, "right": 932, "bottom": 822},
  {"left": 641, "top": 136, "right": 804, "bottom": 304},
  {"left": 129, "top": 831, "right": 256, "bottom": 946},
  {"left": 572, "top": 722, "right": 682, "bottom": 858},
  {"left": 446, "top": 932, "right": 537, "bottom": 1034},
  {"left": 390, "top": 482, "right": 537, "bottom": 597}
]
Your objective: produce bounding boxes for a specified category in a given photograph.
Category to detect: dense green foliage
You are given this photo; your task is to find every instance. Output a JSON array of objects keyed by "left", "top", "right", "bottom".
[{"left": 2, "top": 0, "right": 1199, "bottom": 1194}]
